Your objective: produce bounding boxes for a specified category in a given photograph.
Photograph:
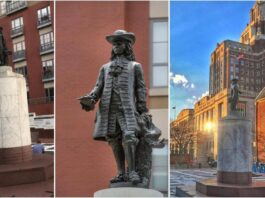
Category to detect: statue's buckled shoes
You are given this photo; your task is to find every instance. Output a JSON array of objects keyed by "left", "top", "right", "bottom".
[
  {"left": 110, "top": 173, "right": 125, "bottom": 183},
  {"left": 129, "top": 171, "right": 140, "bottom": 184}
]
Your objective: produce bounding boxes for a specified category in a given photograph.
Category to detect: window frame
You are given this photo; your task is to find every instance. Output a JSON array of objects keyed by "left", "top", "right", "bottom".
[
  {"left": 13, "top": 40, "right": 25, "bottom": 52},
  {"left": 150, "top": 18, "right": 168, "bottom": 88},
  {"left": 37, "top": 6, "right": 51, "bottom": 21}
]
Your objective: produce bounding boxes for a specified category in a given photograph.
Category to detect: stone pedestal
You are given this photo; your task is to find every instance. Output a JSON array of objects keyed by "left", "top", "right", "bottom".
[
  {"left": 196, "top": 113, "right": 265, "bottom": 196},
  {"left": 217, "top": 114, "right": 252, "bottom": 185},
  {"left": 94, "top": 187, "right": 163, "bottom": 197},
  {"left": 0, "top": 66, "right": 54, "bottom": 186},
  {"left": 0, "top": 66, "right": 32, "bottom": 164}
]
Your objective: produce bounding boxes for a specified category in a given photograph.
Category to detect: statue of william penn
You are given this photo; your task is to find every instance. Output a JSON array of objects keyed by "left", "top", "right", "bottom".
[{"left": 79, "top": 30, "right": 162, "bottom": 186}]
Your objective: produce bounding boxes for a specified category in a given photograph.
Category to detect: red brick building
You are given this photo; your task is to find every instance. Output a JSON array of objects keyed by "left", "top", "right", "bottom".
[
  {"left": 56, "top": 1, "right": 168, "bottom": 196},
  {"left": 0, "top": 0, "right": 54, "bottom": 143},
  {"left": 256, "top": 87, "right": 265, "bottom": 163}
]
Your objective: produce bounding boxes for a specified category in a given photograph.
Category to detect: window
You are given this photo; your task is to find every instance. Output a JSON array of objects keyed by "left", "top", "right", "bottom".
[
  {"left": 40, "top": 32, "right": 53, "bottom": 45},
  {"left": 37, "top": 6, "right": 51, "bottom": 26},
  {"left": 45, "top": 87, "right": 54, "bottom": 101},
  {"left": 6, "top": 1, "right": 27, "bottom": 14},
  {"left": 11, "top": 17, "right": 23, "bottom": 30},
  {"left": 13, "top": 41, "right": 25, "bottom": 61},
  {"left": 13, "top": 41, "right": 25, "bottom": 52},
  {"left": 0, "top": 1, "right": 6, "bottom": 15},
  {"left": 11, "top": 17, "right": 23, "bottom": 36},
  {"left": 42, "top": 59, "right": 54, "bottom": 68},
  {"left": 151, "top": 20, "right": 168, "bottom": 87},
  {"left": 40, "top": 32, "right": 54, "bottom": 52},
  {"left": 42, "top": 59, "right": 54, "bottom": 80}
]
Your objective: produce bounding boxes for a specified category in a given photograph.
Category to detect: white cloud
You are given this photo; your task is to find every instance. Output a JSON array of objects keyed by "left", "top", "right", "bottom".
[
  {"left": 170, "top": 72, "right": 196, "bottom": 89},
  {"left": 171, "top": 74, "right": 189, "bottom": 87}
]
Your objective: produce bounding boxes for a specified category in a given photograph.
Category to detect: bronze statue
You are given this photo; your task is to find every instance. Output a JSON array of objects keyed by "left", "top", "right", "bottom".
[
  {"left": 229, "top": 78, "right": 242, "bottom": 111},
  {"left": 79, "top": 30, "right": 163, "bottom": 187},
  {"left": 0, "top": 27, "right": 10, "bottom": 66}
]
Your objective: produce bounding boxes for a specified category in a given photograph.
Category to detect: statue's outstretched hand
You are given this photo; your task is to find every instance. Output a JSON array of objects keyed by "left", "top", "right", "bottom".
[{"left": 77, "top": 95, "right": 96, "bottom": 112}]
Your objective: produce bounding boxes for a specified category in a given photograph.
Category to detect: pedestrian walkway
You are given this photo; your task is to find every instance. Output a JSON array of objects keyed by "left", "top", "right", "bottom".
[
  {"left": 0, "top": 178, "right": 53, "bottom": 197},
  {"left": 170, "top": 168, "right": 265, "bottom": 197},
  {"left": 170, "top": 168, "right": 216, "bottom": 197}
]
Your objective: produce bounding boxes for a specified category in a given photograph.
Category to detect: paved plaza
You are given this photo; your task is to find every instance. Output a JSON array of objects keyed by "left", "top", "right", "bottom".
[{"left": 170, "top": 168, "right": 265, "bottom": 197}]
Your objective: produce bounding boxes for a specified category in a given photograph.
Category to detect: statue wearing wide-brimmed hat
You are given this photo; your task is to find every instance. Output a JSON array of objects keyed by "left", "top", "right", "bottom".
[
  {"left": 229, "top": 78, "right": 242, "bottom": 112},
  {"left": 0, "top": 27, "right": 10, "bottom": 66},
  {"left": 78, "top": 30, "right": 163, "bottom": 187}
]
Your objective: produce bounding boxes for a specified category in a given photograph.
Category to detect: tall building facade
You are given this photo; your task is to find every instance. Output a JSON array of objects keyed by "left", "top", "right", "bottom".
[
  {"left": 195, "top": 1, "right": 265, "bottom": 166},
  {"left": 56, "top": 1, "right": 168, "bottom": 196},
  {"left": 0, "top": 0, "right": 54, "bottom": 143}
]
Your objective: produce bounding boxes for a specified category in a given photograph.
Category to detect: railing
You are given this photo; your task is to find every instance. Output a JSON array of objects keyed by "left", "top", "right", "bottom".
[
  {"left": 37, "top": 15, "right": 52, "bottom": 27},
  {"left": 28, "top": 96, "right": 54, "bottom": 105},
  {"left": 40, "top": 42, "right": 54, "bottom": 54},
  {"left": 42, "top": 66, "right": 54, "bottom": 81},
  {"left": 11, "top": 26, "right": 23, "bottom": 38},
  {"left": 13, "top": 50, "right": 26, "bottom": 62},
  {"left": 6, "top": 1, "right": 27, "bottom": 15}
]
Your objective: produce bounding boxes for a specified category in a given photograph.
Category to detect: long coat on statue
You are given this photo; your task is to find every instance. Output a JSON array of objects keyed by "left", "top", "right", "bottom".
[{"left": 88, "top": 59, "right": 147, "bottom": 141}]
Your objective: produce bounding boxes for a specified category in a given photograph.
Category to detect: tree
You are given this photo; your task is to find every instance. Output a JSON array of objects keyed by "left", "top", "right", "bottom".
[{"left": 170, "top": 120, "right": 195, "bottom": 156}]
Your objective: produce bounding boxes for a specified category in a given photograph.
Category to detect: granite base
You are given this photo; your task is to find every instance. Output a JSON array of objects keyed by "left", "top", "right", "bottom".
[
  {"left": 196, "top": 178, "right": 265, "bottom": 197},
  {"left": 0, "top": 154, "right": 53, "bottom": 187}
]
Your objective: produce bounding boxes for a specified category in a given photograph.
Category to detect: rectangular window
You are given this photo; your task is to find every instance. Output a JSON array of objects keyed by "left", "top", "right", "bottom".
[
  {"left": 40, "top": 32, "right": 54, "bottom": 52},
  {"left": 37, "top": 6, "right": 51, "bottom": 26},
  {"left": 6, "top": 1, "right": 27, "bottom": 14},
  {"left": 42, "top": 59, "right": 54, "bottom": 68},
  {"left": 45, "top": 87, "right": 54, "bottom": 101},
  {"left": 13, "top": 41, "right": 25, "bottom": 52},
  {"left": 0, "top": 1, "right": 6, "bottom": 15},
  {"left": 40, "top": 32, "right": 53, "bottom": 45},
  {"left": 11, "top": 17, "right": 23, "bottom": 29},
  {"left": 151, "top": 19, "right": 168, "bottom": 87},
  {"left": 11, "top": 17, "right": 23, "bottom": 36},
  {"left": 42, "top": 59, "right": 54, "bottom": 80}
]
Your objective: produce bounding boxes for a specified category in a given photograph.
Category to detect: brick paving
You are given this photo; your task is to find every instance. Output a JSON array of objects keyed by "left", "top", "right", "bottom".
[{"left": 0, "top": 178, "right": 54, "bottom": 197}]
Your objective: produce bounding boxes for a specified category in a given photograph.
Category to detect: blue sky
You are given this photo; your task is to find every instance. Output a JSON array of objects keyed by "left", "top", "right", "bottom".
[{"left": 170, "top": 1, "right": 255, "bottom": 121}]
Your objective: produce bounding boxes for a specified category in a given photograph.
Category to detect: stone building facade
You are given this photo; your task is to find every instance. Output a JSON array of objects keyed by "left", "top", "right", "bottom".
[{"left": 195, "top": 1, "right": 265, "bottom": 166}]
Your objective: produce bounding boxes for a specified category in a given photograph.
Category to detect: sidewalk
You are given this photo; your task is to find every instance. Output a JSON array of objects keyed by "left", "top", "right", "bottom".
[{"left": 0, "top": 178, "right": 54, "bottom": 197}]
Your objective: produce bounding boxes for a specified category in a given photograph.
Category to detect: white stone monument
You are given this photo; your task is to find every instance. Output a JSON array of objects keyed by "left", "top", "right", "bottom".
[
  {"left": 0, "top": 66, "right": 32, "bottom": 164},
  {"left": 217, "top": 114, "right": 252, "bottom": 185}
]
